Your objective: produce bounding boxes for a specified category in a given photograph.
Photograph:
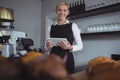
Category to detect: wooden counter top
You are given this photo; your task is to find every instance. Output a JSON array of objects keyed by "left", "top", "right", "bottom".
[{"left": 70, "top": 70, "right": 89, "bottom": 80}]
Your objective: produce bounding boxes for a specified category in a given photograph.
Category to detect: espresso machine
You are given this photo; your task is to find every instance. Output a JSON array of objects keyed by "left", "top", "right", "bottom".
[
  {"left": 0, "top": 30, "right": 13, "bottom": 57},
  {"left": 0, "top": 30, "right": 27, "bottom": 57},
  {"left": 10, "top": 31, "right": 28, "bottom": 57}
]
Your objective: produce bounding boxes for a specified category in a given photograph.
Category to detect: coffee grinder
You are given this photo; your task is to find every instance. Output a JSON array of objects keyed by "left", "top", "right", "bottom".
[{"left": 1, "top": 30, "right": 14, "bottom": 57}]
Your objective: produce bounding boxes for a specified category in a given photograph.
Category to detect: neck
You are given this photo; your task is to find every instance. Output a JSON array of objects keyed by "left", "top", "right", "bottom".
[{"left": 57, "top": 19, "right": 66, "bottom": 25}]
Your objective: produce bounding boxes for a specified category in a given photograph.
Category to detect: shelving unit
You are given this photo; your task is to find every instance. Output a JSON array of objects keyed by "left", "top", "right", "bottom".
[
  {"left": 80, "top": 27, "right": 120, "bottom": 35},
  {"left": 81, "top": 30, "right": 120, "bottom": 35},
  {"left": 69, "top": 3, "right": 120, "bottom": 20},
  {"left": 68, "top": 3, "right": 120, "bottom": 35},
  {"left": 81, "top": 23, "right": 120, "bottom": 34}
]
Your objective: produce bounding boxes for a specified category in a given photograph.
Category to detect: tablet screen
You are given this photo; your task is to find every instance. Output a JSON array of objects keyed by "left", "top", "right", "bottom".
[{"left": 47, "top": 38, "right": 67, "bottom": 46}]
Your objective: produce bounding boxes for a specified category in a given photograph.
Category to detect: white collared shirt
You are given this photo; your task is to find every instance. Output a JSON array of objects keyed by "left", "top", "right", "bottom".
[{"left": 47, "top": 20, "right": 83, "bottom": 52}]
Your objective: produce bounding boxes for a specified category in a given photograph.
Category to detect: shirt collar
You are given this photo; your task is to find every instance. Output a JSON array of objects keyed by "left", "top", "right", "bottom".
[{"left": 54, "top": 20, "right": 69, "bottom": 25}]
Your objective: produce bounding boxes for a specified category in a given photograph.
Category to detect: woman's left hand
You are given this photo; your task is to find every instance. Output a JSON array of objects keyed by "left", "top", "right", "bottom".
[{"left": 57, "top": 41, "right": 73, "bottom": 51}]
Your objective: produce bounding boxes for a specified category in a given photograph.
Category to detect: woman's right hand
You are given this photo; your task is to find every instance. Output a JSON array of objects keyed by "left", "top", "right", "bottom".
[{"left": 46, "top": 40, "right": 54, "bottom": 50}]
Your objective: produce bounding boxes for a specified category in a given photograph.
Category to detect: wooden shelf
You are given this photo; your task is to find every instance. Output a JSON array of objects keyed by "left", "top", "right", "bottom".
[{"left": 69, "top": 3, "right": 120, "bottom": 20}]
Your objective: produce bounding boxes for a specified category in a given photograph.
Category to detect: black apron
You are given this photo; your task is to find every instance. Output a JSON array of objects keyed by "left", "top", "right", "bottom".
[{"left": 50, "top": 22, "right": 75, "bottom": 74}]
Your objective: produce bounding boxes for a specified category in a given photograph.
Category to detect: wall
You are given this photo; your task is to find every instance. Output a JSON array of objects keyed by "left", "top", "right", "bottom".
[
  {"left": 72, "top": 8, "right": 120, "bottom": 67},
  {"left": 41, "top": 0, "right": 120, "bottom": 67},
  {"left": 0, "top": 0, "right": 42, "bottom": 48},
  {"left": 41, "top": 0, "right": 61, "bottom": 50}
]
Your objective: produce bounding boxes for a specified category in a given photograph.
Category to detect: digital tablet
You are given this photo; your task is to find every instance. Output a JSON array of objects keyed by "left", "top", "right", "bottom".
[{"left": 47, "top": 38, "right": 67, "bottom": 46}]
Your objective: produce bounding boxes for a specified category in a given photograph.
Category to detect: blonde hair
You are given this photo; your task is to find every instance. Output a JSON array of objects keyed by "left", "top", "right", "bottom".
[{"left": 56, "top": 1, "right": 69, "bottom": 10}]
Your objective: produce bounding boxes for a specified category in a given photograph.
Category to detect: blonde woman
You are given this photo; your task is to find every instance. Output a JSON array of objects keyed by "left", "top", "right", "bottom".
[{"left": 46, "top": 1, "right": 83, "bottom": 74}]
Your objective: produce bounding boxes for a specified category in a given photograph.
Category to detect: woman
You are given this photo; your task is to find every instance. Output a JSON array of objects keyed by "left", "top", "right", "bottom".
[{"left": 46, "top": 1, "right": 83, "bottom": 74}]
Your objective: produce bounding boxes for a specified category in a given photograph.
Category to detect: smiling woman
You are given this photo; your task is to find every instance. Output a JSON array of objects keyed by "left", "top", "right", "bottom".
[
  {"left": 45, "top": 1, "right": 83, "bottom": 74},
  {"left": 55, "top": 1, "right": 70, "bottom": 25}
]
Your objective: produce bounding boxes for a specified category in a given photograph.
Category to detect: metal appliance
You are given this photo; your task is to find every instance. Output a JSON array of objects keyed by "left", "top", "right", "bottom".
[
  {"left": 0, "top": 30, "right": 28, "bottom": 57},
  {"left": 16, "top": 38, "right": 33, "bottom": 52}
]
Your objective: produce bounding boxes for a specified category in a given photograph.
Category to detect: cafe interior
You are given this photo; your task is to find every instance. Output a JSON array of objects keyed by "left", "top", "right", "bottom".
[{"left": 0, "top": 0, "right": 120, "bottom": 80}]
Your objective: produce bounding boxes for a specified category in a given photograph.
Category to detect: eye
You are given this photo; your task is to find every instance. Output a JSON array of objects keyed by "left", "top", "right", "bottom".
[
  {"left": 64, "top": 9, "right": 67, "bottom": 12},
  {"left": 58, "top": 9, "right": 61, "bottom": 11}
]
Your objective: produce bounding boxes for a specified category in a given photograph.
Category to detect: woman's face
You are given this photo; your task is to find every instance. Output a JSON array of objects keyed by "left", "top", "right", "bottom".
[{"left": 56, "top": 5, "right": 69, "bottom": 20}]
